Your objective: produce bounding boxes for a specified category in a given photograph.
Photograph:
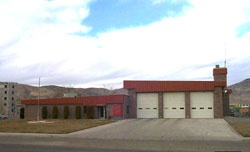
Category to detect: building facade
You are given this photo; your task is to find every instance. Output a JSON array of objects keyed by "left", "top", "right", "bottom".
[
  {"left": 0, "top": 82, "right": 19, "bottom": 118},
  {"left": 123, "top": 66, "right": 229, "bottom": 119},
  {"left": 21, "top": 95, "right": 129, "bottom": 120},
  {"left": 21, "top": 66, "right": 230, "bottom": 119}
]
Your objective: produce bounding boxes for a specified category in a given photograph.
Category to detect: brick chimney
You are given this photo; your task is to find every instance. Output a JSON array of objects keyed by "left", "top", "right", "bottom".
[
  {"left": 213, "top": 65, "right": 229, "bottom": 118},
  {"left": 213, "top": 65, "right": 227, "bottom": 85}
]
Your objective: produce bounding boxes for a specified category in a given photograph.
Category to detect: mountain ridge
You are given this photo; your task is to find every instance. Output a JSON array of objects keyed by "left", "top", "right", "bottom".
[
  {"left": 2, "top": 79, "right": 250, "bottom": 105},
  {"left": 14, "top": 83, "right": 128, "bottom": 101},
  {"left": 228, "top": 78, "right": 250, "bottom": 104}
]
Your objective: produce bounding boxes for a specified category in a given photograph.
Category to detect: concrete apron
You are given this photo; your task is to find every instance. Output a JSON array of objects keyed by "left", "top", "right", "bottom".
[{"left": 68, "top": 119, "right": 243, "bottom": 141}]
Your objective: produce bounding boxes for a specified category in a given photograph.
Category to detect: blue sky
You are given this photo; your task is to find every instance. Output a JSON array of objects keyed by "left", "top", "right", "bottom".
[
  {"left": 83, "top": 0, "right": 191, "bottom": 35},
  {"left": 237, "top": 21, "right": 250, "bottom": 37},
  {"left": 0, "top": 0, "right": 249, "bottom": 88}
]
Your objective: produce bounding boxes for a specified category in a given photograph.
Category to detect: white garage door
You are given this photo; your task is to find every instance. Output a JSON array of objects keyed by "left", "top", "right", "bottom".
[
  {"left": 190, "top": 92, "right": 214, "bottom": 118},
  {"left": 137, "top": 93, "right": 158, "bottom": 118},
  {"left": 163, "top": 92, "right": 185, "bottom": 118}
]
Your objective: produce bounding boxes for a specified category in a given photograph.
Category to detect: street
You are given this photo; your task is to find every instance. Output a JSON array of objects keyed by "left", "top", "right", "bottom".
[
  {"left": 0, "top": 143, "right": 135, "bottom": 152},
  {"left": 0, "top": 135, "right": 250, "bottom": 152}
]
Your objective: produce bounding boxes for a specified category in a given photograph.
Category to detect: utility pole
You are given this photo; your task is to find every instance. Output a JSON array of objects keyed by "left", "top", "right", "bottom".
[
  {"left": 37, "top": 77, "right": 40, "bottom": 121},
  {"left": 224, "top": 41, "right": 227, "bottom": 67}
]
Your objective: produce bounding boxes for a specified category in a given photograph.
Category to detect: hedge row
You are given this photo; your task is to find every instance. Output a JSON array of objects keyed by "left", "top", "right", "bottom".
[
  {"left": 64, "top": 106, "right": 69, "bottom": 119},
  {"left": 75, "top": 106, "right": 81, "bottom": 119},
  {"left": 20, "top": 108, "right": 25, "bottom": 119},
  {"left": 52, "top": 106, "right": 58, "bottom": 119},
  {"left": 40, "top": 106, "right": 94, "bottom": 119},
  {"left": 42, "top": 106, "right": 48, "bottom": 119}
]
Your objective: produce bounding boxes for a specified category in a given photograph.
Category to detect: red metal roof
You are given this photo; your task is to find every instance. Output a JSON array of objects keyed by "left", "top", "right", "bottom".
[
  {"left": 21, "top": 94, "right": 127, "bottom": 105},
  {"left": 123, "top": 80, "right": 226, "bottom": 92}
]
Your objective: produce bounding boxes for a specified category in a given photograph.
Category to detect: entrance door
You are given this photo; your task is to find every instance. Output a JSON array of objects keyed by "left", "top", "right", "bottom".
[{"left": 98, "top": 106, "right": 106, "bottom": 119}]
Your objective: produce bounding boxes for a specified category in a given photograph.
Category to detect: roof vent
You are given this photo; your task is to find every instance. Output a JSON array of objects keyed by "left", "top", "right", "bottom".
[{"left": 215, "top": 65, "right": 220, "bottom": 68}]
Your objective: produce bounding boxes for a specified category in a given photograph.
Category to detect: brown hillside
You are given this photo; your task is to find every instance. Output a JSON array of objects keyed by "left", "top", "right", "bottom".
[
  {"left": 16, "top": 83, "right": 128, "bottom": 100},
  {"left": 228, "top": 79, "right": 250, "bottom": 105},
  {"left": 7, "top": 79, "right": 250, "bottom": 105}
]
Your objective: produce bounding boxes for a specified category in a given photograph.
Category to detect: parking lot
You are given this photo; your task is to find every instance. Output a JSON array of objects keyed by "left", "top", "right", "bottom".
[{"left": 68, "top": 119, "right": 243, "bottom": 141}]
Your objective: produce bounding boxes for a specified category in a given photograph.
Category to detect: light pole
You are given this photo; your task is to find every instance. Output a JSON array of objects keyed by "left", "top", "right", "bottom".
[{"left": 37, "top": 77, "right": 40, "bottom": 121}]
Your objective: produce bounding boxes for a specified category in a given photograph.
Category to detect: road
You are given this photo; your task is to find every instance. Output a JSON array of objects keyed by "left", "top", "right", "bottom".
[
  {"left": 0, "top": 143, "right": 136, "bottom": 152},
  {"left": 0, "top": 135, "right": 250, "bottom": 152}
]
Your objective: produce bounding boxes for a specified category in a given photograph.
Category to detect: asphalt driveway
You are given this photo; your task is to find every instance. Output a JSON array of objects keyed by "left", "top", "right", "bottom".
[{"left": 68, "top": 119, "right": 243, "bottom": 141}]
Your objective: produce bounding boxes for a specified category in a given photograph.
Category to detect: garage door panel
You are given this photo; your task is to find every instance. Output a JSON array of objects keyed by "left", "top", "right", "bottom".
[
  {"left": 190, "top": 92, "right": 214, "bottom": 118},
  {"left": 137, "top": 93, "right": 158, "bottom": 118},
  {"left": 163, "top": 92, "right": 185, "bottom": 118}
]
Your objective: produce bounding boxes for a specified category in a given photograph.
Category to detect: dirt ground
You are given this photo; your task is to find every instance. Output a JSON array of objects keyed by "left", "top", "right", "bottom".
[
  {"left": 224, "top": 117, "right": 250, "bottom": 137},
  {"left": 224, "top": 117, "right": 250, "bottom": 123}
]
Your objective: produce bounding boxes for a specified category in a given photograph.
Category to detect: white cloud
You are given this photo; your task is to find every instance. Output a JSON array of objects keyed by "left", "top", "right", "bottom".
[
  {"left": 0, "top": 0, "right": 91, "bottom": 46},
  {"left": 151, "top": 0, "right": 188, "bottom": 5},
  {"left": 95, "top": 0, "right": 250, "bottom": 83},
  {"left": 151, "top": 0, "right": 167, "bottom": 5},
  {"left": 0, "top": 0, "right": 250, "bottom": 88}
]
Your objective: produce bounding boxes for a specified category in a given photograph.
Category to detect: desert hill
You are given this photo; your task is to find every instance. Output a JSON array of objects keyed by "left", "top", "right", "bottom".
[
  {"left": 228, "top": 78, "right": 250, "bottom": 105},
  {"left": 15, "top": 83, "right": 128, "bottom": 100},
  {"left": 2, "top": 78, "right": 249, "bottom": 106}
]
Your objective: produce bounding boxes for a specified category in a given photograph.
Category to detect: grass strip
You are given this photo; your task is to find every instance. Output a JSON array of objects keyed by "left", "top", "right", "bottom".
[
  {"left": 0, "top": 119, "right": 115, "bottom": 134},
  {"left": 228, "top": 122, "right": 250, "bottom": 137}
]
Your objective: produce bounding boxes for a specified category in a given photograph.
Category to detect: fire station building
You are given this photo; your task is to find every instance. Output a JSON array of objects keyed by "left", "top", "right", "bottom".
[
  {"left": 21, "top": 95, "right": 129, "bottom": 120},
  {"left": 124, "top": 65, "right": 229, "bottom": 119},
  {"left": 21, "top": 65, "right": 230, "bottom": 119}
]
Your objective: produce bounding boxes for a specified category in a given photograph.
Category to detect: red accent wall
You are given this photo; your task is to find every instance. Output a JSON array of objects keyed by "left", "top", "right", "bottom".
[
  {"left": 113, "top": 104, "right": 122, "bottom": 116},
  {"left": 123, "top": 81, "right": 225, "bottom": 92},
  {"left": 21, "top": 95, "right": 127, "bottom": 105}
]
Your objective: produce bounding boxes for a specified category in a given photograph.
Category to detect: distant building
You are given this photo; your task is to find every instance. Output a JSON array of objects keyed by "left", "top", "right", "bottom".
[
  {"left": 63, "top": 93, "right": 77, "bottom": 98},
  {"left": 0, "top": 82, "right": 19, "bottom": 118}
]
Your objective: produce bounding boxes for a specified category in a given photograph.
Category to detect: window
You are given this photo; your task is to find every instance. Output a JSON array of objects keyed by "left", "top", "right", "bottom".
[
  {"left": 83, "top": 106, "right": 87, "bottom": 114},
  {"left": 126, "top": 106, "right": 129, "bottom": 114},
  {"left": 4, "top": 103, "right": 7, "bottom": 106},
  {"left": 12, "top": 85, "right": 15, "bottom": 88},
  {"left": 4, "top": 85, "right": 7, "bottom": 88},
  {"left": 200, "top": 107, "right": 204, "bottom": 109},
  {"left": 12, "top": 97, "right": 14, "bottom": 100},
  {"left": 12, "top": 91, "right": 14, "bottom": 95},
  {"left": 4, "top": 91, "right": 7, "bottom": 94},
  {"left": 4, "top": 97, "right": 7, "bottom": 100}
]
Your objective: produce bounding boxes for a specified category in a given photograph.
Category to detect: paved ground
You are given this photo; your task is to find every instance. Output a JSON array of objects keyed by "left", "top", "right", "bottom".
[
  {"left": 1, "top": 135, "right": 250, "bottom": 152},
  {"left": 68, "top": 119, "right": 243, "bottom": 141}
]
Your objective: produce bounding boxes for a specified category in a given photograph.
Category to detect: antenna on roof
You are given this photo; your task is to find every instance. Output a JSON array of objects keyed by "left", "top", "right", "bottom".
[
  {"left": 37, "top": 77, "right": 40, "bottom": 122},
  {"left": 224, "top": 41, "right": 227, "bottom": 67}
]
